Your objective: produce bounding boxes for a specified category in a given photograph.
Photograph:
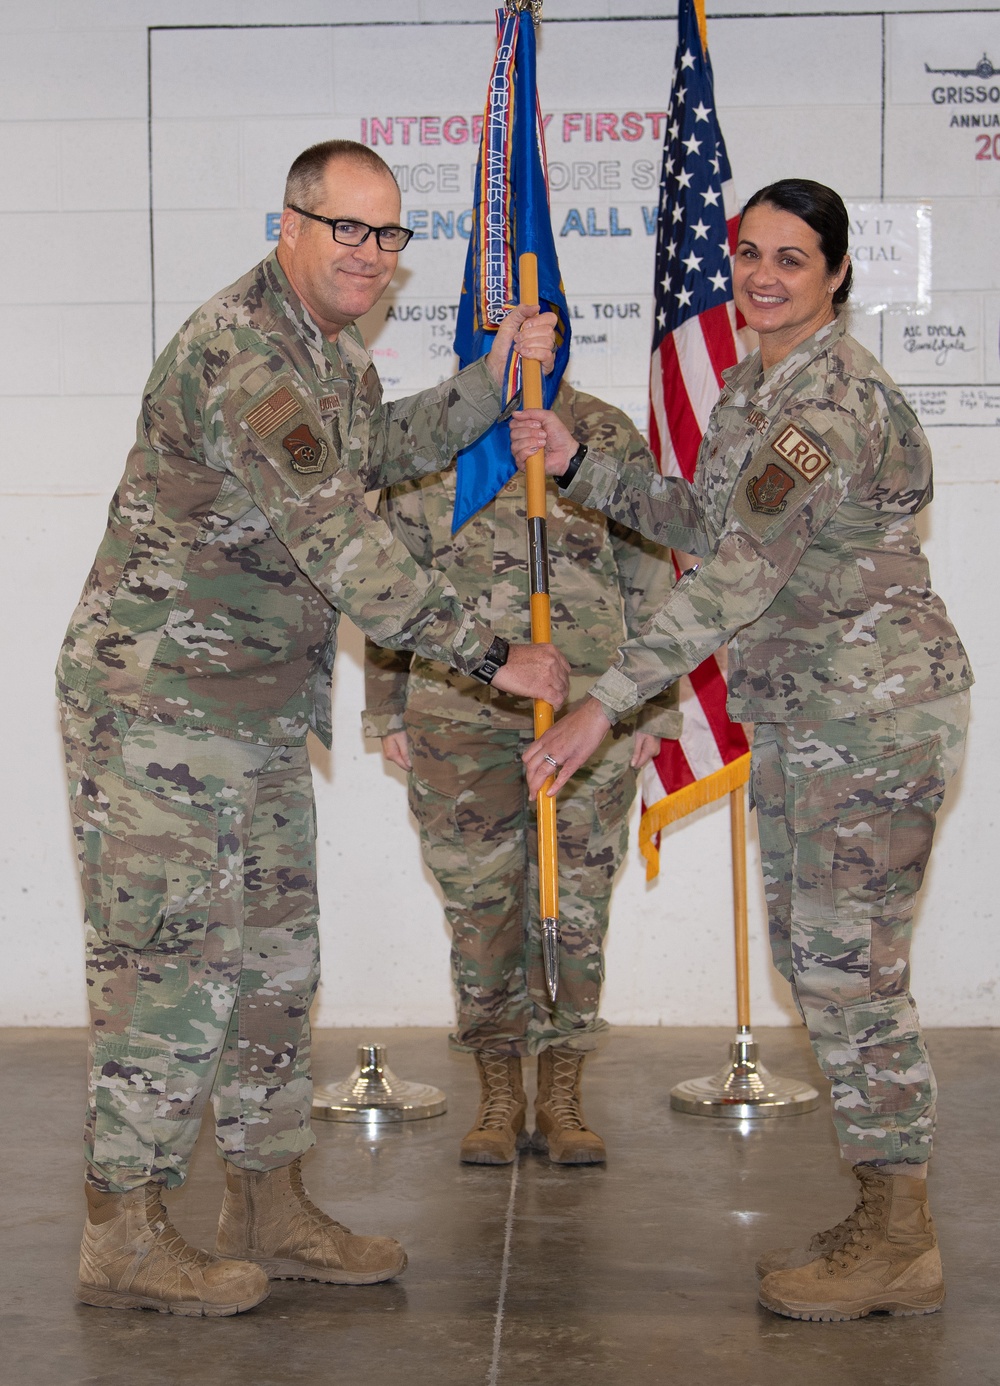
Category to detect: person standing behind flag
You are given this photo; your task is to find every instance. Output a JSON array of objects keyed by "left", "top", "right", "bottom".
[
  {"left": 359, "top": 7, "right": 675, "bottom": 1167},
  {"left": 512, "top": 179, "right": 973, "bottom": 1323},
  {"left": 364, "top": 382, "right": 679, "bottom": 1166}
]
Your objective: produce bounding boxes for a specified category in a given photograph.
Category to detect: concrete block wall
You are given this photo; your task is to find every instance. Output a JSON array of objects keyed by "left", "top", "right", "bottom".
[{"left": 1, "top": 0, "right": 996, "bottom": 1030}]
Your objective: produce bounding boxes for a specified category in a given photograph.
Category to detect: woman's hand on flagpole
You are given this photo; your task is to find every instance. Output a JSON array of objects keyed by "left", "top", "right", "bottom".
[
  {"left": 509, "top": 408, "right": 576, "bottom": 475},
  {"left": 523, "top": 697, "right": 613, "bottom": 797},
  {"left": 486, "top": 305, "right": 557, "bottom": 387}
]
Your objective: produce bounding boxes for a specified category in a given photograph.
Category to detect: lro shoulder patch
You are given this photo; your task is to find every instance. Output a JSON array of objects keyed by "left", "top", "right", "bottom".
[
  {"left": 770, "top": 423, "right": 831, "bottom": 481},
  {"left": 736, "top": 418, "right": 834, "bottom": 531}
]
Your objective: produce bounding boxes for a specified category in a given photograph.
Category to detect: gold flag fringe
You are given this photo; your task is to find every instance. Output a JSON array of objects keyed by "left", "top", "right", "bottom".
[
  {"left": 639, "top": 751, "right": 751, "bottom": 882},
  {"left": 694, "top": 0, "right": 708, "bottom": 52}
]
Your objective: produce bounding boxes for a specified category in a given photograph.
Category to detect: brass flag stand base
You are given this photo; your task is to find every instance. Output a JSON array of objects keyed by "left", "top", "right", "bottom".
[
  {"left": 671, "top": 790, "right": 819, "bottom": 1120},
  {"left": 312, "top": 1044, "right": 446, "bottom": 1124},
  {"left": 670, "top": 1026, "right": 819, "bottom": 1118}
]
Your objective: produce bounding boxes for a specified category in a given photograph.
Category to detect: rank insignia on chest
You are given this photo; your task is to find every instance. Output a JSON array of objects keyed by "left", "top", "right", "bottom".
[
  {"left": 746, "top": 462, "right": 795, "bottom": 515},
  {"left": 282, "top": 423, "right": 328, "bottom": 474},
  {"left": 245, "top": 386, "right": 300, "bottom": 438},
  {"left": 771, "top": 423, "right": 831, "bottom": 481},
  {"left": 747, "top": 409, "right": 769, "bottom": 436}
]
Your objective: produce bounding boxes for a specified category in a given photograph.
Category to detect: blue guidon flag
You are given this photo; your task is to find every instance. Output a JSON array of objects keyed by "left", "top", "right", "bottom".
[{"left": 451, "top": 6, "right": 570, "bottom": 533}]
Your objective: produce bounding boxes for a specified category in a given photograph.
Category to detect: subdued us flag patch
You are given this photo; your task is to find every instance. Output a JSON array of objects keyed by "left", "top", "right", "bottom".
[{"left": 245, "top": 387, "right": 299, "bottom": 438}]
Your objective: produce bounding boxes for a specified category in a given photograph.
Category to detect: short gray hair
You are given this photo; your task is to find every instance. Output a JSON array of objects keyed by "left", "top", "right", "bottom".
[{"left": 283, "top": 140, "right": 399, "bottom": 212}]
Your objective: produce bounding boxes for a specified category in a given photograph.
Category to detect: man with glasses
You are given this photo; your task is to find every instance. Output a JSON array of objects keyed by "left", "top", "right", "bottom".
[{"left": 57, "top": 139, "right": 564, "bottom": 1317}]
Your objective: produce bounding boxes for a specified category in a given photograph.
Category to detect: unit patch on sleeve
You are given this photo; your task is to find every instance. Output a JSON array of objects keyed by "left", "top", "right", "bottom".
[
  {"left": 746, "top": 462, "right": 796, "bottom": 516},
  {"left": 281, "top": 423, "right": 328, "bottom": 475},
  {"left": 771, "top": 423, "right": 831, "bottom": 481},
  {"left": 245, "top": 387, "right": 300, "bottom": 439},
  {"left": 238, "top": 378, "right": 334, "bottom": 495}
]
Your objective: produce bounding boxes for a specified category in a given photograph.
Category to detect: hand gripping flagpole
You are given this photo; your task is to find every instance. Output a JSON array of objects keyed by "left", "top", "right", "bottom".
[
  {"left": 518, "top": 250, "right": 560, "bottom": 1003},
  {"left": 669, "top": 785, "right": 820, "bottom": 1117}
]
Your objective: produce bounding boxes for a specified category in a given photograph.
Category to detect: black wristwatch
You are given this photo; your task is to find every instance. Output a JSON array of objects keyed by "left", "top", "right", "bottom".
[
  {"left": 556, "top": 442, "right": 587, "bottom": 490},
  {"left": 470, "top": 635, "right": 510, "bottom": 685}
]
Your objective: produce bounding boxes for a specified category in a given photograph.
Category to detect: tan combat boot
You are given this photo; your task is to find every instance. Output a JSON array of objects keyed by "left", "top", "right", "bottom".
[
  {"left": 755, "top": 1170, "right": 873, "bottom": 1278},
  {"left": 78, "top": 1182, "right": 270, "bottom": 1316},
  {"left": 758, "top": 1168, "right": 944, "bottom": 1321},
  {"left": 533, "top": 1048, "right": 606, "bottom": 1165},
  {"left": 216, "top": 1157, "right": 407, "bottom": 1284},
  {"left": 460, "top": 1052, "right": 529, "bottom": 1164}
]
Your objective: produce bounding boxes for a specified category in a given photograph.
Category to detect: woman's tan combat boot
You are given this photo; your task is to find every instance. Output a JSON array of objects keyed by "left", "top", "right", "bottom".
[
  {"left": 78, "top": 1182, "right": 269, "bottom": 1316},
  {"left": 216, "top": 1157, "right": 407, "bottom": 1283},
  {"left": 755, "top": 1163, "right": 885, "bottom": 1279},
  {"left": 459, "top": 1052, "right": 529, "bottom": 1164},
  {"left": 533, "top": 1048, "right": 606, "bottom": 1165},
  {"left": 758, "top": 1167, "right": 944, "bottom": 1321}
]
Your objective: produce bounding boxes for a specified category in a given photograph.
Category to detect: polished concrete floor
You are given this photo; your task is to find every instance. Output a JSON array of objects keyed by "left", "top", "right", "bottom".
[{"left": 1, "top": 1026, "right": 997, "bottom": 1386}]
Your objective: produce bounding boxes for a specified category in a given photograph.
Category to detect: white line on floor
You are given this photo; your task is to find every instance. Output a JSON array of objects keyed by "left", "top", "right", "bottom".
[{"left": 487, "top": 1156, "right": 520, "bottom": 1386}]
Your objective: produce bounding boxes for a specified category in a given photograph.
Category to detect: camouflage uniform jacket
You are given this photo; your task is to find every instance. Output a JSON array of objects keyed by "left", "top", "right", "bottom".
[
  {"left": 363, "top": 384, "right": 681, "bottom": 737},
  {"left": 564, "top": 317, "right": 973, "bottom": 724},
  {"left": 56, "top": 251, "right": 507, "bottom": 747}
]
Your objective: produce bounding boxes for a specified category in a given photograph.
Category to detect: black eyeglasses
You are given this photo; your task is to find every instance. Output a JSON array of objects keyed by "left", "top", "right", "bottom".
[{"left": 287, "top": 204, "right": 413, "bottom": 251}]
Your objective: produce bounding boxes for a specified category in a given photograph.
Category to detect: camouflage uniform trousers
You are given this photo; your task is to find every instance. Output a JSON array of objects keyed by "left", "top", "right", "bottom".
[
  {"left": 404, "top": 712, "right": 638, "bottom": 1057},
  {"left": 751, "top": 689, "right": 970, "bottom": 1166},
  {"left": 60, "top": 696, "right": 319, "bottom": 1193}
]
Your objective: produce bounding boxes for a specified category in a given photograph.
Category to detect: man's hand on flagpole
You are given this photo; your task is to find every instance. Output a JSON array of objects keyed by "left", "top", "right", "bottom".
[
  {"left": 509, "top": 408, "right": 577, "bottom": 474},
  {"left": 486, "top": 305, "right": 558, "bottom": 387},
  {"left": 492, "top": 642, "right": 570, "bottom": 708},
  {"left": 380, "top": 731, "right": 412, "bottom": 773},
  {"left": 523, "top": 696, "right": 613, "bottom": 797}
]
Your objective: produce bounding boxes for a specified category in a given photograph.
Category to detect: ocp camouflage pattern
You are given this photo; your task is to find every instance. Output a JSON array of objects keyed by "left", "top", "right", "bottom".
[
  {"left": 363, "top": 381, "right": 681, "bottom": 738},
  {"left": 752, "top": 692, "right": 969, "bottom": 1164},
  {"left": 363, "top": 382, "right": 680, "bottom": 1054},
  {"left": 559, "top": 317, "right": 973, "bottom": 1167},
  {"left": 404, "top": 714, "right": 638, "bottom": 1055},
  {"left": 61, "top": 695, "right": 320, "bottom": 1191},
  {"left": 563, "top": 316, "right": 973, "bottom": 724},
  {"left": 56, "top": 249, "right": 506, "bottom": 747}
]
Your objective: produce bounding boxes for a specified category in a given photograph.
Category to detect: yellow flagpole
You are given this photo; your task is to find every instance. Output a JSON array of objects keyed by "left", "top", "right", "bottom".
[
  {"left": 518, "top": 251, "right": 560, "bottom": 1001},
  {"left": 692, "top": 0, "right": 753, "bottom": 1039},
  {"left": 730, "top": 785, "right": 751, "bottom": 1030}
]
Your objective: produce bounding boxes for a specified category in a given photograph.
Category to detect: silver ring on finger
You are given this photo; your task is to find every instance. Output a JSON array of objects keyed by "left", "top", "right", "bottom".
[{"left": 543, "top": 754, "right": 560, "bottom": 769}]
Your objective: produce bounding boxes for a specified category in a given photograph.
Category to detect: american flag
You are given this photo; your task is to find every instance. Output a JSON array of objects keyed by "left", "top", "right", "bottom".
[{"left": 639, "top": 0, "right": 751, "bottom": 881}]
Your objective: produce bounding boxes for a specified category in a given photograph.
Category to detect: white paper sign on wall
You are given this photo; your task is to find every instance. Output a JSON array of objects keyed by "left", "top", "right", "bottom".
[{"left": 846, "top": 202, "right": 932, "bottom": 312}]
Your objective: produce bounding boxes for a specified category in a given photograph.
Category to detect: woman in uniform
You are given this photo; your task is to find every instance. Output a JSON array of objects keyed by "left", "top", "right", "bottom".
[{"left": 509, "top": 179, "right": 973, "bottom": 1324}]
